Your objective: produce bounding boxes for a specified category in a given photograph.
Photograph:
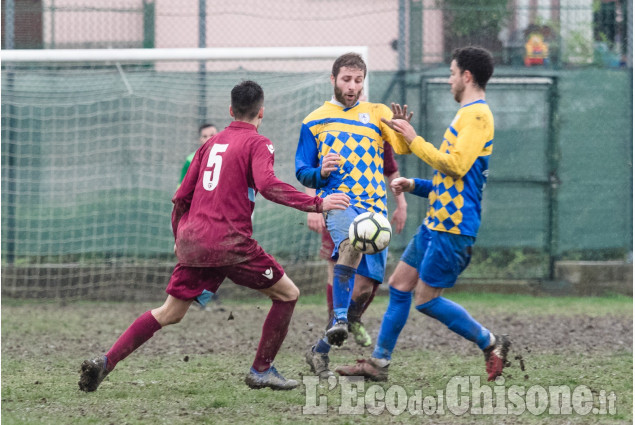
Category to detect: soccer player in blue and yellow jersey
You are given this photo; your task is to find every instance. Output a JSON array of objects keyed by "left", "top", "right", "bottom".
[
  {"left": 296, "top": 52, "right": 413, "bottom": 378},
  {"left": 336, "top": 46, "right": 511, "bottom": 383}
]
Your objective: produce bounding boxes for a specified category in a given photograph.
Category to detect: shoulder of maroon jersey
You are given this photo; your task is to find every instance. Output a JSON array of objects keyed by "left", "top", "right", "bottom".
[{"left": 249, "top": 134, "right": 275, "bottom": 155}]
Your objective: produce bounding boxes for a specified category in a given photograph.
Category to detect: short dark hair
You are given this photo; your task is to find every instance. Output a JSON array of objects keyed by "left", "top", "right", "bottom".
[
  {"left": 332, "top": 52, "right": 367, "bottom": 79},
  {"left": 452, "top": 46, "right": 494, "bottom": 90},
  {"left": 198, "top": 123, "right": 216, "bottom": 134},
  {"left": 231, "top": 80, "right": 264, "bottom": 120}
]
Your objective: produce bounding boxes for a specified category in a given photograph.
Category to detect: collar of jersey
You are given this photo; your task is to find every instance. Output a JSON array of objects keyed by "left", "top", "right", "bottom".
[
  {"left": 461, "top": 99, "right": 487, "bottom": 109},
  {"left": 229, "top": 121, "right": 258, "bottom": 131},
  {"left": 329, "top": 96, "right": 360, "bottom": 112}
]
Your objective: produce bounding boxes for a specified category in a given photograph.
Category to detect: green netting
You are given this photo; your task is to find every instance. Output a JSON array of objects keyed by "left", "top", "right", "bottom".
[{"left": 1, "top": 65, "right": 632, "bottom": 287}]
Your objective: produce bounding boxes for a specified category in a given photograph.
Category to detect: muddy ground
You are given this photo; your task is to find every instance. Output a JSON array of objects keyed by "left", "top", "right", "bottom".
[{"left": 3, "top": 300, "right": 630, "bottom": 362}]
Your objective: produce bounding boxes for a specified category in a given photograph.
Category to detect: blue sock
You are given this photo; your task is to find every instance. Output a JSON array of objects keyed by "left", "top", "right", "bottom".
[
  {"left": 314, "top": 338, "right": 331, "bottom": 354},
  {"left": 332, "top": 264, "right": 356, "bottom": 322},
  {"left": 371, "top": 286, "right": 412, "bottom": 361},
  {"left": 416, "top": 297, "right": 491, "bottom": 350}
]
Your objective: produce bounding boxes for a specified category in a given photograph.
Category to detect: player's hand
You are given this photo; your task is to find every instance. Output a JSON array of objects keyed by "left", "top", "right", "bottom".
[
  {"left": 390, "top": 103, "right": 414, "bottom": 122},
  {"left": 381, "top": 118, "right": 417, "bottom": 144},
  {"left": 321, "top": 193, "right": 350, "bottom": 211},
  {"left": 391, "top": 204, "right": 407, "bottom": 234},
  {"left": 173, "top": 243, "right": 178, "bottom": 256},
  {"left": 320, "top": 152, "right": 341, "bottom": 178},
  {"left": 391, "top": 177, "right": 415, "bottom": 194},
  {"left": 307, "top": 212, "right": 326, "bottom": 233}
]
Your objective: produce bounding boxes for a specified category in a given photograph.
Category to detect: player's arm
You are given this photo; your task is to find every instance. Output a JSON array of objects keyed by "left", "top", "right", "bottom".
[
  {"left": 378, "top": 103, "right": 412, "bottom": 155},
  {"left": 256, "top": 139, "right": 349, "bottom": 213},
  {"left": 305, "top": 187, "right": 326, "bottom": 233},
  {"left": 171, "top": 150, "right": 200, "bottom": 237},
  {"left": 385, "top": 171, "right": 407, "bottom": 234},
  {"left": 295, "top": 124, "right": 330, "bottom": 189},
  {"left": 390, "top": 177, "right": 433, "bottom": 198},
  {"left": 386, "top": 117, "right": 489, "bottom": 180},
  {"left": 383, "top": 144, "right": 407, "bottom": 234}
]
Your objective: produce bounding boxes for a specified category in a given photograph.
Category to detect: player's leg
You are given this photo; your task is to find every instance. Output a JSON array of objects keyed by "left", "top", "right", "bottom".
[
  {"left": 228, "top": 249, "right": 299, "bottom": 390},
  {"left": 330, "top": 238, "right": 362, "bottom": 338},
  {"left": 320, "top": 231, "right": 336, "bottom": 318},
  {"left": 78, "top": 264, "right": 220, "bottom": 392},
  {"left": 347, "top": 274, "right": 375, "bottom": 346},
  {"left": 359, "top": 280, "right": 380, "bottom": 316},
  {"left": 412, "top": 231, "right": 510, "bottom": 382},
  {"left": 346, "top": 246, "right": 387, "bottom": 347},
  {"left": 335, "top": 261, "right": 418, "bottom": 380},
  {"left": 323, "top": 206, "right": 364, "bottom": 346},
  {"left": 252, "top": 273, "right": 300, "bottom": 386},
  {"left": 336, "top": 226, "right": 429, "bottom": 380}
]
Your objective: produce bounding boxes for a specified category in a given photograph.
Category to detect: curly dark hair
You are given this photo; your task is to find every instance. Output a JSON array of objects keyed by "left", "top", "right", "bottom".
[{"left": 452, "top": 46, "right": 494, "bottom": 90}]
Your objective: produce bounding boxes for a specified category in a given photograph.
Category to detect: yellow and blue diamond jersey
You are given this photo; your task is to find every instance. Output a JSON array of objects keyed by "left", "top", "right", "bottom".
[
  {"left": 409, "top": 100, "right": 494, "bottom": 237},
  {"left": 295, "top": 100, "right": 411, "bottom": 215}
]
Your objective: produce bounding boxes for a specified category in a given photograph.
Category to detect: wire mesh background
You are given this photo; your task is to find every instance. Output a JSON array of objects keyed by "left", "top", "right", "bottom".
[
  {"left": 2, "top": 0, "right": 632, "bottom": 69},
  {"left": 1, "top": 0, "right": 632, "bottom": 300}
]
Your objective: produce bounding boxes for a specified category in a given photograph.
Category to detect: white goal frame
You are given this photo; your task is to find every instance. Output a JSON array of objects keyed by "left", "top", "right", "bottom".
[{"left": 1, "top": 46, "right": 370, "bottom": 97}]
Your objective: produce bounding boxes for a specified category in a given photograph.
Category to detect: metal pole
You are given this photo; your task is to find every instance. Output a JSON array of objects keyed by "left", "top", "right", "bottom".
[
  {"left": 198, "top": 0, "right": 207, "bottom": 123},
  {"left": 51, "top": 0, "right": 55, "bottom": 48},
  {"left": 547, "top": 78, "right": 560, "bottom": 280},
  {"left": 5, "top": 0, "right": 15, "bottom": 49},
  {"left": 398, "top": 0, "right": 407, "bottom": 103},
  {"left": 4, "top": 0, "right": 16, "bottom": 263},
  {"left": 627, "top": 0, "right": 633, "bottom": 68},
  {"left": 398, "top": 0, "right": 407, "bottom": 71}
]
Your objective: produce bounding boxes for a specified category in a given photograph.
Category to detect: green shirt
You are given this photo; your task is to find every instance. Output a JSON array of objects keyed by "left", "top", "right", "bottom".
[{"left": 180, "top": 152, "right": 196, "bottom": 183}]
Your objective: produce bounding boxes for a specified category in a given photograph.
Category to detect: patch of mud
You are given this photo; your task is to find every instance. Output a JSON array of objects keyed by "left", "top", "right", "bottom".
[{"left": 2, "top": 302, "right": 631, "bottom": 362}]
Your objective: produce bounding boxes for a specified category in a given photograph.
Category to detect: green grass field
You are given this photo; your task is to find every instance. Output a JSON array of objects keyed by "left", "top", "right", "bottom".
[{"left": 2, "top": 293, "right": 632, "bottom": 424}]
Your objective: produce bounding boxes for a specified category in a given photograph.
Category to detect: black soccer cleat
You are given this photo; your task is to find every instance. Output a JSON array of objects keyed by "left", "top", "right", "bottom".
[
  {"left": 78, "top": 356, "right": 110, "bottom": 392},
  {"left": 325, "top": 319, "right": 349, "bottom": 347}
]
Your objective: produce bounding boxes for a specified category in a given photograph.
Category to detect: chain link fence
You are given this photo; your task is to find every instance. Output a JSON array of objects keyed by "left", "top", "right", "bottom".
[
  {"left": 1, "top": 1, "right": 632, "bottom": 299},
  {"left": 2, "top": 0, "right": 632, "bottom": 70}
]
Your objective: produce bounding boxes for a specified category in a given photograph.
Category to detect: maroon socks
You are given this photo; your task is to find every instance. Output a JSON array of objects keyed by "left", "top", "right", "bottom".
[
  {"left": 251, "top": 298, "right": 297, "bottom": 372},
  {"left": 105, "top": 310, "right": 162, "bottom": 371}
]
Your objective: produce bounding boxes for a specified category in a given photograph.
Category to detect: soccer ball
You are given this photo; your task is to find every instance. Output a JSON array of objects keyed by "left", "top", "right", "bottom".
[{"left": 348, "top": 212, "right": 392, "bottom": 254}]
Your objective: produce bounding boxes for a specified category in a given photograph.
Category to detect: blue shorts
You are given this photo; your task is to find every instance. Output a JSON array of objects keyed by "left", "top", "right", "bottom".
[
  {"left": 401, "top": 224, "right": 474, "bottom": 288},
  {"left": 324, "top": 205, "right": 388, "bottom": 283}
]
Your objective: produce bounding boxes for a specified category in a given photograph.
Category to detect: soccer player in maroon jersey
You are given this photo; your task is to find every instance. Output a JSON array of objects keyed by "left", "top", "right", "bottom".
[{"left": 78, "top": 80, "right": 350, "bottom": 392}]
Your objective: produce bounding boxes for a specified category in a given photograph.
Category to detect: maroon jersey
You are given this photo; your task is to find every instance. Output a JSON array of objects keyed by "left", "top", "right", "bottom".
[
  {"left": 172, "top": 121, "right": 323, "bottom": 267},
  {"left": 383, "top": 142, "right": 398, "bottom": 177}
]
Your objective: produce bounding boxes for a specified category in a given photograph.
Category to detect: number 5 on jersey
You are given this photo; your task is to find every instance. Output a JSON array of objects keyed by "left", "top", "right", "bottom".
[{"left": 203, "top": 144, "right": 229, "bottom": 191}]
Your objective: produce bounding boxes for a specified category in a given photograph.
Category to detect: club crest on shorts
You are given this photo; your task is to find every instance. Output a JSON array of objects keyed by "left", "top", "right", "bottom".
[
  {"left": 358, "top": 113, "right": 370, "bottom": 124},
  {"left": 262, "top": 267, "right": 273, "bottom": 279}
]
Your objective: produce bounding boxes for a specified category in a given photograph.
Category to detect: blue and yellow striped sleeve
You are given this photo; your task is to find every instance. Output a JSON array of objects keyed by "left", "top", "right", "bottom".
[{"left": 409, "top": 107, "right": 493, "bottom": 179}]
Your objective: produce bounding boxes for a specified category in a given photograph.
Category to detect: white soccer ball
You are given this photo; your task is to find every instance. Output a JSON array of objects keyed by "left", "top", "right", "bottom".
[{"left": 348, "top": 212, "right": 392, "bottom": 254}]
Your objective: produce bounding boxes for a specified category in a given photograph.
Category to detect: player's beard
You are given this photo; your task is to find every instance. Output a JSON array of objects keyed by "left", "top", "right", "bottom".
[
  {"left": 452, "top": 81, "right": 465, "bottom": 103},
  {"left": 334, "top": 85, "right": 361, "bottom": 108}
]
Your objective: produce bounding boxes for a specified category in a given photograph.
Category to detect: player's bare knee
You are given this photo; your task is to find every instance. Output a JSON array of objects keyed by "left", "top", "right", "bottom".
[
  {"left": 287, "top": 284, "right": 300, "bottom": 301},
  {"left": 337, "top": 239, "right": 362, "bottom": 267},
  {"left": 414, "top": 281, "right": 442, "bottom": 305},
  {"left": 276, "top": 281, "right": 299, "bottom": 302},
  {"left": 353, "top": 276, "right": 375, "bottom": 297}
]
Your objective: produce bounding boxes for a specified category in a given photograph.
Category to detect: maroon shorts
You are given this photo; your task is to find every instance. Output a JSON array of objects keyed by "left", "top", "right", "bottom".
[
  {"left": 166, "top": 245, "right": 285, "bottom": 301},
  {"left": 319, "top": 230, "right": 336, "bottom": 261}
]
